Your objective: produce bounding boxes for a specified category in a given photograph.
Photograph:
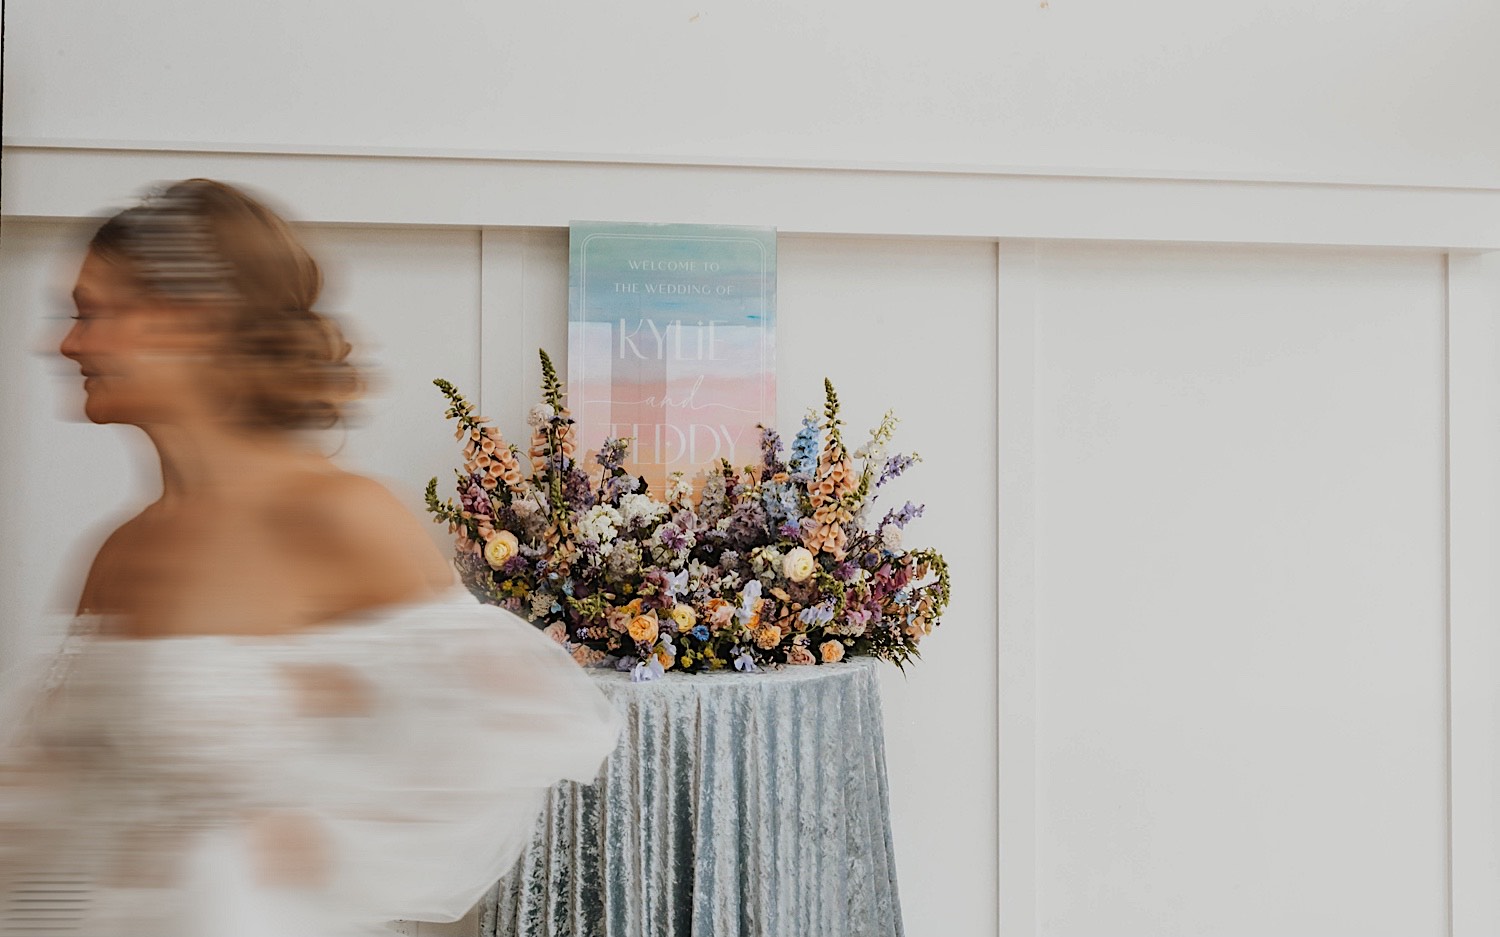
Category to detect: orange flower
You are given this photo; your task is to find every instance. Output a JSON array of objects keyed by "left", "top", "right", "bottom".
[
  {"left": 606, "top": 606, "right": 634, "bottom": 633},
  {"left": 741, "top": 598, "right": 765, "bottom": 632},
  {"left": 573, "top": 645, "right": 606, "bottom": 667},
  {"left": 628, "top": 613, "right": 660, "bottom": 644},
  {"left": 703, "top": 598, "right": 735, "bottom": 629},
  {"left": 754, "top": 625, "right": 782, "bottom": 650},
  {"left": 819, "top": 640, "right": 845, "bottom": 664},
  {"left": 786, "top": 644, "right": 816, "bottom": 666}
]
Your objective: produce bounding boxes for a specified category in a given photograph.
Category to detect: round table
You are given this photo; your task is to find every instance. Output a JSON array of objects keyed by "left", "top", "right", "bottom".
[{"left": 481, "top": 657, "right": 905, "bottom": 937}]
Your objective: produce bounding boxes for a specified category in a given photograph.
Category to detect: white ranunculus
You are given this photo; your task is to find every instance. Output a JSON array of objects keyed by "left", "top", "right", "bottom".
[{"left": 782, "top": 547, "right": 817, "bottom": 583}]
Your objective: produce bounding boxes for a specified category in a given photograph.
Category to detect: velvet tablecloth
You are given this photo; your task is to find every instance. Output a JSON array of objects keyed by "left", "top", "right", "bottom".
[{"left": 480, "top": 657, "right": 904, "bottom": 937}]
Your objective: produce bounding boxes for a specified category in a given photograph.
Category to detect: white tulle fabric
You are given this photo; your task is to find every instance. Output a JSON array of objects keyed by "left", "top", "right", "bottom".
[{"left": 0, "top": 591, "right": 621, "bottom": 937}]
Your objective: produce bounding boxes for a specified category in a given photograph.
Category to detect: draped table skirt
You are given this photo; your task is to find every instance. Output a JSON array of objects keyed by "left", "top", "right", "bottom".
[{"left": 479, "top": 657, "right": 904, "bottom": 937}]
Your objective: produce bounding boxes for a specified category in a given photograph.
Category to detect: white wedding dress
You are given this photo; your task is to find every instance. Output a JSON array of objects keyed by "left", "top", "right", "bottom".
[{"left": 0, "top": 591, "right": 621, "bottom": 937}]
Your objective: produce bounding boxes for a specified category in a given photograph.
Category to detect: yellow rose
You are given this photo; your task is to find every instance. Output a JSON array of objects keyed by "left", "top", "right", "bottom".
[
  {"left": 628, "top": 613, "right": 660, "bottom": 644},
  {"left": 782, "top": 547, "right": 816, "bottom": 583},
  {"left": 819, "top": 640, "right": 845, "bottom": 664},
  {"left": 670, "top": 604, "right": 698, "bottom": 633},
  {"left": 753, "top": 625, "right": 783, "bottom": 650},
  {"left": 484, "top": 530, "right": 520, "bottom": 569},
  {"left": 656, "top": 648, "right": 675, "bottom": 671}
]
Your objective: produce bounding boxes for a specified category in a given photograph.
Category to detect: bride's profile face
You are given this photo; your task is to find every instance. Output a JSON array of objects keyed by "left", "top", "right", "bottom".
[{"left": 59, "top": 250, "right": 213, "bottom": 427}]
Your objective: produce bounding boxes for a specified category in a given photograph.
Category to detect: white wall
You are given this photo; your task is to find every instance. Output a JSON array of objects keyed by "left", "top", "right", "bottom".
[
  {"left": 1030, "top": 242, "right": 1449, "bottom": 935},
  {"left": 6, "top": 0, "right": 1500, "bottom": 187},
  {"left": 7, "top": 2, "right": 1500, "bottom": 935}
]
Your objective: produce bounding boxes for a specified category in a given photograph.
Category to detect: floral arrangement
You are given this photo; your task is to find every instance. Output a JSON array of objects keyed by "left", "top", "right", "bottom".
[{"left": 425, "top": 350, "right": 949, "bottom": 680}]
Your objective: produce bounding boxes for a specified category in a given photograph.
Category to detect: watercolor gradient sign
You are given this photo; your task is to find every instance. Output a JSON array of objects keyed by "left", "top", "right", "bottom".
[{"left": 568, "top": 222, "right": 777, "bottom": 496}]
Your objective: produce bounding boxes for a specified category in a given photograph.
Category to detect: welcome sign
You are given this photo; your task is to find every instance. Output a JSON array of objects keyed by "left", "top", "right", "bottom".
[{"left": 568, "top": 222, "right": 777, "bottom": 496}]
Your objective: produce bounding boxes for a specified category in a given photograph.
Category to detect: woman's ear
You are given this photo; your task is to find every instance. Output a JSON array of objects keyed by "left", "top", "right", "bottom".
[{"left": 139, "top": 303, "right": 227, "bottom": 357}]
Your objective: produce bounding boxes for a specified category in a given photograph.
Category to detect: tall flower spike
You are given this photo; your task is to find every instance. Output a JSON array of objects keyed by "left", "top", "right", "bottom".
[
  {"left": 535, "top": 349, "right": 570, "bottom": 530},
  {"left": 822, "top": 378, "right": 845, "bottom": 458}
]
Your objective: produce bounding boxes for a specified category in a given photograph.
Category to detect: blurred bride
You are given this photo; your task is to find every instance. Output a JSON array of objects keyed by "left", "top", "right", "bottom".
[{"left": 0, "top": 179, "right": 620, "bottom": 936}]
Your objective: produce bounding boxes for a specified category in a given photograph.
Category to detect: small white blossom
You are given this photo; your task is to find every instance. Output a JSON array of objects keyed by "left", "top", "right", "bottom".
[
  {"left": 577, "top": 504, "right": 623, "bottom": 546},
  {"left": 881, "top": 523, "right": 903, "bottom": 551},
  {"left": 686, "top": 559, "right": 713, "bottom": 591},
  {"left": 667, "top": 473, "right": 694, "bottom": 503},
  {"left": 527, "top": 404, "right": 556, "bottom": 429},
  {"left": 619, "top": 492, "right": 669, "bottom": 527}
]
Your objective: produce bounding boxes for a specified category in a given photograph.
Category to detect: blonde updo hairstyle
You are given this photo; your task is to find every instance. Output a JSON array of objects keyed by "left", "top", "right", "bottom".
[{"left": 88, "top": 178, "right": 362, "bottom": 431}]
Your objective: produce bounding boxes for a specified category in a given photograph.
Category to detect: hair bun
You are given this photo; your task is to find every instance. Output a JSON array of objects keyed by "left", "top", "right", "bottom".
[{"left": 91, "top": 178, "right": 365, "bottom": 431}]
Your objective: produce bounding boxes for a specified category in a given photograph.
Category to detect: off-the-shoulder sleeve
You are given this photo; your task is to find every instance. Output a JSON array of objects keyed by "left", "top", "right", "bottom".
[
  {"left": 256, "top": 596, "right": 623, "bottom": 925},
  {"left": 2, "top": 597, "right": 620, "bottom": 930},
  {"left": 0, "top": 613, "right": 96, "bottom": 881}
]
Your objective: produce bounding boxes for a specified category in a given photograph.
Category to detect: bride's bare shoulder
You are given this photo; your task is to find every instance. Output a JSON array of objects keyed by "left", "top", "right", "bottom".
[
  {"left": 267, "top": 468, "right": 455, "bottom": 610},
  {"left": 76, "top": 514, "right": 152, "bottom": 615}
]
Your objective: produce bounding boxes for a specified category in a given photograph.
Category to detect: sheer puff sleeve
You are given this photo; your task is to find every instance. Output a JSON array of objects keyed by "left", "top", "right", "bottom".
[
  {"left": 2, "top": 593, "right": 622, "bottom": 933},
  {"left": 252, "top": 593, "right": 623, "bottom": 925}
]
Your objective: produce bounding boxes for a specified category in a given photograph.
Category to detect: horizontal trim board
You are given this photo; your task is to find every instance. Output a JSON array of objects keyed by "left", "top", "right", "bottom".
[
  {"left": 9, "top": 137, "right": 1500, "bottom": 193},
  {"left": 5, "top": 146, "right": 1500, "bottom": 250}
]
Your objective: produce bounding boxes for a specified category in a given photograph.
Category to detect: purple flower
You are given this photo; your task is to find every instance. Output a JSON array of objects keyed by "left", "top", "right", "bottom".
[
  {"left": 563, "top": 467, "right": 597, "bottom": 511},
  {"left": 595, "top": 437, "right": 630, "bottom": 473},
  {"left": 880, "top": 502, "right": 925, "bottom": 530},
  {"left": 658, "top": 524, "right": 689, "bottom": 552},
  {"left": 877, "top": 453, "right": 918, "bottom": 489},
  {"left": 723, "top": 499, "right": 770, "bottom": 551},
  {"left": 460, "top": 476, "right": 494, "bottom": 516},
  {"left": 759, "top": 425, "right": 787, "bottom": 480}
]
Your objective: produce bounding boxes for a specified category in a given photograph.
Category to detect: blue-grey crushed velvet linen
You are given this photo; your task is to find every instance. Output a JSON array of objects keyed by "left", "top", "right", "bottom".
[{"left": 480, "top": 658, "right": 904, "bottom": 937}]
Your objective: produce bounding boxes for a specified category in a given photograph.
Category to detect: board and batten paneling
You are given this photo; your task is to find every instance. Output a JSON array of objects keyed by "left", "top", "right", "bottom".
[
  {"left": 5, "top": 208, "right": 1497, "bottom": 937},
  {"left": 776, "top": 235, "right": 999, "bottom": 937},
  {"left": 297, "top": 224, "right": 484, "bottom": 559},
  {"left": 1025, "top": 241, "right": 1449, "bottom": 936}
]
